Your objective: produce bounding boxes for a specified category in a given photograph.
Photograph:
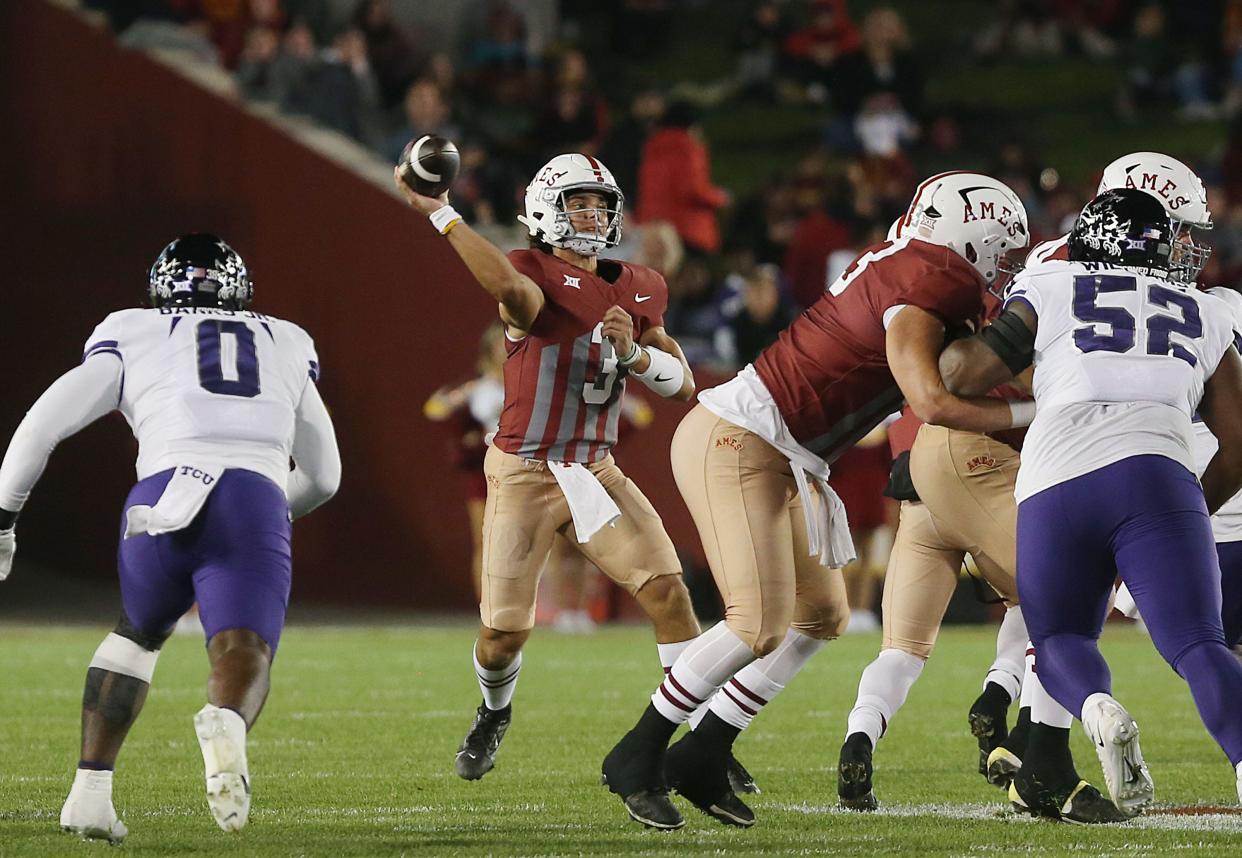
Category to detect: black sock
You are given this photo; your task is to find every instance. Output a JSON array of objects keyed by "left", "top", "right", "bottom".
[
  {"left": 631, "top": 703, "right": 679, "bottom": 746},
  {"left": 1004, "top": 706, "right": 1032, "bottom": 755},
  {"left": 693, "top": 710, "right": 741, "bottom": 754},
  {"left": 979, "top": 680, "right": 1013, "bottom": 709},
  {"left": 1023, "top": 722, "right": 1077, "bottom": 788}
]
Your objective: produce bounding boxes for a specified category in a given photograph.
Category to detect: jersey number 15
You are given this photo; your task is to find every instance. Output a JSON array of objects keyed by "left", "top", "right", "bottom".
[{"left": 1072, "top": 274, "right": 1202, "bottom": 366}]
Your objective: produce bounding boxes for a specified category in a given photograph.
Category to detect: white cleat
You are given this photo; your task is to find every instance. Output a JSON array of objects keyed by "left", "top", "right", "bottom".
[
  {"left": 60, "top": 769, "right": 128, "bottom": 844},
  {"left": 194, "top": 704, "right": 251, "bottom": 832},
  {"left": 1081, "top": 693, "right": 1153, "bottom": 817},
  {"left": 1235, "top": 761, "right": 1241, "bottom": 806}
]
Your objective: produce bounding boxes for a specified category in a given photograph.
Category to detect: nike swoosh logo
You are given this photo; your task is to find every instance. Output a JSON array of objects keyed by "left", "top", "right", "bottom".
[
  {"left": 635, "top": 294, "right": 652, "bottom": 303},
  {"left": 654, "top": 374, "right": 673, "bottom": 383}
]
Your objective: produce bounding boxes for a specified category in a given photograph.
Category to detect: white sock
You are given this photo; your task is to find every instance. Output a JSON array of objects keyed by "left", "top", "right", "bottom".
[
  {"left": 984, "top": 606, "right": 1026, "bottom": 701},
  {"left": 474, "top": 643, "right": 521, "bottom": 711},
  {"left": 706, "top": 628, "right": 826, "bottom": 730},
  {"left": 658, "top": 639, "right": 693, "bottom": 675},
  {"left": 1018, "top": 642, "right": 1036, "bottom": 710},
  {"left": 651, "top": 622, "right": 754, "bottom": 724},
  {"left": 846, "top": 648, "right": 925, "bottom": 746},
  {"left": 1030, "top": 663, "right": 1074, "bottom": 728},
  {"left": 69, "top": 767, "right": 113, "bottom": 796}
]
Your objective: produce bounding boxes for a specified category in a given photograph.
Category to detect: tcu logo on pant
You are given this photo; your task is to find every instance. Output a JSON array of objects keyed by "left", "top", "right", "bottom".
[{"left": 179, "top": 466, "right": 216, "bottom": 485}]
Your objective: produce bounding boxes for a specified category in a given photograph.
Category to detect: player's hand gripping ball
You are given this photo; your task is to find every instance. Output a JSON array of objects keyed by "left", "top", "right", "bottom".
[{"left": 398, "top": 135, "right": 461, "bottom": 198}]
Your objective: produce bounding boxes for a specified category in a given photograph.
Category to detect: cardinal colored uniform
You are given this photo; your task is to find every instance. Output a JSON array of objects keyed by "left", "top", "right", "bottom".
[
  {"left": 478, "top": 249, "right": 681, "bottom": 632},
  {"left": 0, "top": 306, "right": 335, "bottom": 652},
  {"left": 1009, "top": 260, "right": 1242, "bottom": 765},
  {"left": 677, "top": 237, "right": 987, "bottom": 653}
]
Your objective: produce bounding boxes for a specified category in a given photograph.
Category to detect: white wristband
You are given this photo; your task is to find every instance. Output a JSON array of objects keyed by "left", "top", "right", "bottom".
[
  {"left": 617, "top": 342, "right": 642, "bottom": 367},
  {"left": 429, "top": 205, "right": 463, "bottom": 235},
  {"left": 632, "top": 346, "right": 684, "bottom": 398},
  {"left": 1006, "top": 399, "right": 1036, "bottom": 428}
]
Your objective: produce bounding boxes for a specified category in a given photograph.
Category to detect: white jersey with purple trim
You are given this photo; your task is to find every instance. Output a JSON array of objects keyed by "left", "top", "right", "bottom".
[
  {"left": 1189, "top": 286, "right": 1242, "bottom": 542},
  {"left": 1005, "top": 261, "right": 1236, "bottom": 502},
  {"left": 83, "top": 306, "right": 319, "bottom": 490}
]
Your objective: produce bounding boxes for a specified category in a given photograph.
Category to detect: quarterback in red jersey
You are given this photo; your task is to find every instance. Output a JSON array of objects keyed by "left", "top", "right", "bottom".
[
  {"left": 601, "top": 171, "right": 1039, "bottom": 828},
  {"left": 395, "top": 154, "right": 702, "bottom": 825}
]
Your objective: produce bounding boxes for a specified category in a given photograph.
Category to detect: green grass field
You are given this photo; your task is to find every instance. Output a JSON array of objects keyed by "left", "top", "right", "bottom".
[{"left": 2, "top": 623, "right": 1239, "bottom": 856}]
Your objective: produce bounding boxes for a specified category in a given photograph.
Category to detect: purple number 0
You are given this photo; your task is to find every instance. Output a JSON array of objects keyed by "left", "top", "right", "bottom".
[
  {"left": 1072, "top": 274, "right": 1202, "bottom": 366},
  {"left": 196, "top": 320, "right": 261, "bottom": 397}
]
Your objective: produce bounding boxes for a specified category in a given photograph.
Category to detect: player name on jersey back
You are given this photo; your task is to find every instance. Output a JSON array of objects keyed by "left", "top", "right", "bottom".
[
  {"left": 83, "top": 306, "right": 320, "bottom": 491},
  {"left": 1007, "top": 261, "right": 1236, "bottom": 502}
]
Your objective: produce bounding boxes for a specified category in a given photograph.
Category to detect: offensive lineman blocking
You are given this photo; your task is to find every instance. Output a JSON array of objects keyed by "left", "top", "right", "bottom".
[{"left": 0, "top": 234, "right": 341, "bottom": 841}]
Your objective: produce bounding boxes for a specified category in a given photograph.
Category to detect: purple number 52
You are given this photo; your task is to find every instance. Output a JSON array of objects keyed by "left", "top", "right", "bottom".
[{"left": 1072, "top": 274, "right": 1203, "bottom": 366}]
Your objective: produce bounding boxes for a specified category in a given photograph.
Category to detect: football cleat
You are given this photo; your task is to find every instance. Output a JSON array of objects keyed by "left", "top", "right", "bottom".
[
  {"left": 1009, "top": 776, "right": 1129, "bottom": 824},
  {"left": 837, "top": 732, "right": 879, "bottom": 812},
  {"left": 968, "top": 685, "right": 1010, "bottom": 777},
  {"left": 1081, "top": 694, "right": 1153, "bottom": 817},
  {"left": 986, "top": 746, "right": 1023, "bottom": 789},
  {"left": 60, "top": 772, "right": 128, "bottom": 845},
  {"left": 455, "top": 702, "right": 511, "bottom": 781},
  {"left": 194, "top": 704, "right": 251, "bottom": 832},
  {"left": 727, "top": 753, "right": 760, "bottom": 795},
  {"left": 1235, "top": 760, "right": 1241, "bottom": 806},
  {"left": 601, "top": 732, "right": 684, "bottom": 830},
  {"left": 664, "top": 732, "right": 755, "bottom": 828}
]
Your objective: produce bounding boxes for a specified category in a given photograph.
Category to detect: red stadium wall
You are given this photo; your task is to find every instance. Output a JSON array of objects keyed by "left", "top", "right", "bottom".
[{"left": 0, "top": 0, "right": 701, "bottom": 611}]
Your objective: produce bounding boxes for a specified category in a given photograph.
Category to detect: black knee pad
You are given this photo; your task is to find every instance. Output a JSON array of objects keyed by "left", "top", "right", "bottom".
[{"left": 114, "top": 611, "right": 171, "bottom": 652}]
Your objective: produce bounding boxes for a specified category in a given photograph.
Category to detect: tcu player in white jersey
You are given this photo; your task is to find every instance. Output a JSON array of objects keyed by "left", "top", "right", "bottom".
[
  {"left": 983, "top": 152, "right": 1220, "bottom": 815},
  {"left": 939, "top": 190, "right": 1242, "bottom": 815},
  {"left": 0, "top": 235, "right": 340, "bottom": 842}
]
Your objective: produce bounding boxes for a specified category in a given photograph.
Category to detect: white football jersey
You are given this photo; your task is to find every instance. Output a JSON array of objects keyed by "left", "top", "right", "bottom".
[
  {"left": 1188, "top": 286, "right": 1242, "bottom": 542},
  {"left": 84, "top": 306, "right": 319, "bottom": 490},
  {"left": 1007, "top": 261, "right": 1236, "bottom": 502}
]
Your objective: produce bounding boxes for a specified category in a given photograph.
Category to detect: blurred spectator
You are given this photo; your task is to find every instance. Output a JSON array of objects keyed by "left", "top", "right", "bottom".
[
  {"left": 1117, "top": 2, "right": 1216, "bottom": 120},
  {"left": 664, "top": 257, "right": 725, "bottom": 359},
  {"left": 974, "top": 0, "right": 1064, "bottom": 60},
  {"left": 783, "top": 166, "right": 855, "bottom": 309},
  {"left": 353, "top": 0, "right": 421, "bottom": 110},
  {"left": 383, "top": 78, "right": 463, "bottom": 166},
  {"left": 830, "top": 423, "right": 895, "bottom": 633},
  {"left": 118, "top": 12, "right": 221, "bottom": 66},
  {"left": 631, "top": 221, "right": 685, "bottom": 279},
  {"left": 637, "top": 101, "right": 729, "bottom": 256},
  {"left": 535, "top": 49, "right": 610, "bottom": 157},
  {"left": 451, "top": 139, "right": 523, "bottom": 226},
  {"left": 831, "top": 7, "right": 921, "bottom": 119},
  {"left": 282, "top": 27, "right": 381, "bottom": 144},
  {"left": 782, "top": 0, "right": 861, "bottom": 103},
  {"left": 733, "top": 1, "right": 789, "bottom": 101},
  {"left": 728, "top": 178, "right": 801, "bottom": 266},
  {"left": 598, "top": 86, "right": 666, "bottom": 212},
  {"left": 464, "top": 0, "right": 530, "bottom": 71},
  {"left": 715, "top": 264, "right": 796, "bottom": 368}
]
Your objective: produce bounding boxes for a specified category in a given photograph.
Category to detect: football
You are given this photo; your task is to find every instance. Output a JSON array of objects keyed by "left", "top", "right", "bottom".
[{"left": 398, "top": 135, "right": 460, "bottom": 198}]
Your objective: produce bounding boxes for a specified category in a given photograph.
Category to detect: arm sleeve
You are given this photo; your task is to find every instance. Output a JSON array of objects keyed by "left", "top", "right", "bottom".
[
  {"left": 287, "top": 379, "right": 341, "bottom": 520},
  {"left": 0, "top": 356, "right": 124, "bottom": 511}
]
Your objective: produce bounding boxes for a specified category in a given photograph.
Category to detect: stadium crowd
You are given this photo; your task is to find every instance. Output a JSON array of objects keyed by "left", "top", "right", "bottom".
[{"left": 81, "top": 0, "right": 1242, "bottom": 372}]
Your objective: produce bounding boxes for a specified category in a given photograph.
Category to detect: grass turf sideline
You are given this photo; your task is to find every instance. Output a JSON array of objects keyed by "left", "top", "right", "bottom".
[{"left": 1, "top": 624, "right": 1238, "bottom": 856}]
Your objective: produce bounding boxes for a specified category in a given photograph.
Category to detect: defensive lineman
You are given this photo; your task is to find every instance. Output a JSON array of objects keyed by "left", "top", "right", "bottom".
[
  {"left": 0, "top": 234, "right": 340, "bottom": 841},
  {"left": 393, "top": 154, "right": 704, "bottom": 825},
  {"left": 941, "top": 189, "right": 1242, "bottom": 813}
]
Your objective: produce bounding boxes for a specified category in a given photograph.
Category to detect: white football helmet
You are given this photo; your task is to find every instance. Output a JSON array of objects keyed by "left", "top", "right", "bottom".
[
  {"left": 519, "top": 154, "right": 624, "bottom": 256},
  {"left": 899, "top": 171, "right": 1029, "bottom": 287},
  {"left": 1098, "top": 151, "right": 1211, "bottom": 282}
]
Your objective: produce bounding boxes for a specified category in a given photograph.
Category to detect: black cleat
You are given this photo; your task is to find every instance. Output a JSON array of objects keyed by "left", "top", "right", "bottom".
[
  {"left": 454, "top": 702, "right": 511, "bottom": 780},
  {"left": 837, "top": 732, "right": 878, "bottom": 811},
  {"left": 665, "top": 732, "right": 755, "bottom": 828},
  {"left": 968, "top": 683, "right": 1011, "bottom": 778},
  {"left": 1010, "top": 773, "right": 1129, "bottom": 824},
  {"left": 727, "top": 753, "right": 760, "bottom": 795},
  {"left": 986, "top": 746, "right": 1023, "bottom": 789},
  {"left": 601, "top": 732, "right": 684, "bottom": 830}
]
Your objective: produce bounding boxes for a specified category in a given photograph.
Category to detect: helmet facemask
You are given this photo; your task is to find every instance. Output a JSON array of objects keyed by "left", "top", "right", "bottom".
[
  {"left": 543, "top": 185, "right": 625, "bottom": 256},
  {"left": 1168, "top": 221, "right": 1211, "bottom": 284}
]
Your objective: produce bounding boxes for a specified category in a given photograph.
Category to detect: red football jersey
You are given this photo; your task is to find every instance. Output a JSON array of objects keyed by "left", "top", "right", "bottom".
[
  {"left": 492, "top": 249, "right": 668, "bottom": 463},
  {"left": 754, "top": 238, "right": 984, "bottom": 463},
  {"left": 1025, "top": 234, "right": 1069, "bottom": 266}
]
